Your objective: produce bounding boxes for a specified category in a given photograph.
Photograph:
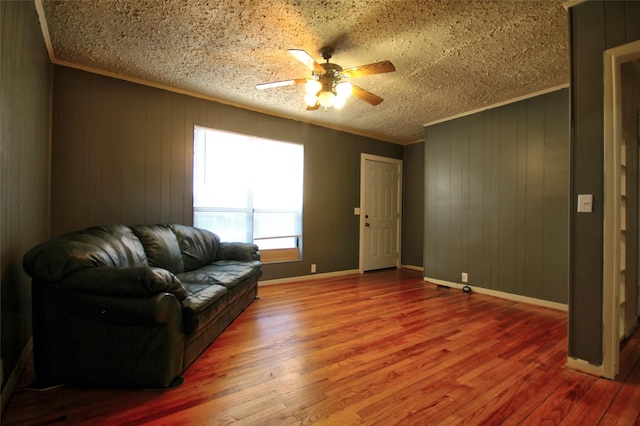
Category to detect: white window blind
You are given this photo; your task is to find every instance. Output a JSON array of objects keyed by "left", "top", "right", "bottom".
[{"left": 193, "top": 126, "right": 303, "bottom": 254}]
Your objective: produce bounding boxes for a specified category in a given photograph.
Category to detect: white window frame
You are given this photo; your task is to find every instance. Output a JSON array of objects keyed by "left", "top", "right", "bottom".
[{"left": 193, "top": 126, "right": 303, "bottom": 263}]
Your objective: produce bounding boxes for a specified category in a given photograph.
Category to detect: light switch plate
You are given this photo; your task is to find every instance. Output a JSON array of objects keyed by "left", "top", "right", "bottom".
[
  {"left": 577, "top": 194, "right": 593, "bottom": 213},
  {"left": 354, "top": 207, "right": 360, "bottom": 215}
]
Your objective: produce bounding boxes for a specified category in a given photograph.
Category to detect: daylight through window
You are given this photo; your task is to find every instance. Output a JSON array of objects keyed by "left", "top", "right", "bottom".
[{"left": 193, "top": 126, "right": 303, "bottom": 262}]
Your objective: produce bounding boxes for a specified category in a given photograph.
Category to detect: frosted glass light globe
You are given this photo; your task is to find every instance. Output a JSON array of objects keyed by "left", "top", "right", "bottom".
[
  {"left": 305, "top": 79, "right": 321, "bottom": 95},
  {"left": 336, "top": 81, "right": 352, "bottom": 97},
  {"left": 333, "top": 95, "right": 347, "bottom": 109},
  {"left": 318, "top": 91, "right": 335, "bottom": 108},
  {"left": 304, "top": 93, "right": 318, "bottom": 107}
]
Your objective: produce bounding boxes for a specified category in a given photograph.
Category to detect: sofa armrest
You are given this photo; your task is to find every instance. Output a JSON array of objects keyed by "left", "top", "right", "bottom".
[
  {"left": 52, "top": 290, "right": 182, "bottom": 326},
  {"left": 216, "top": 242, "right": 260, "bottom": 261},
  {"left": 32, "top": 286, "right": 185, "bottom": 388},
  {"left": 54, "top": 266, "right": 187, "bottom": 301}
]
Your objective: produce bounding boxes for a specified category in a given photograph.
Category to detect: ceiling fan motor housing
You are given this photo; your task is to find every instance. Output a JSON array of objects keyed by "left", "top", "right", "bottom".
[
  {"left": 315, "top": 62, "right": 344, "bottom": 93},
  {"left": 319, "top": 46, "right": 335, "bottom": 61}
]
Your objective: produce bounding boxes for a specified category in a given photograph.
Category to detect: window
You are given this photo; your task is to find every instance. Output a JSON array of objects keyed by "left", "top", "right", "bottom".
[{"left": 193, "top": 126, "right": 303, "bottom": 262}]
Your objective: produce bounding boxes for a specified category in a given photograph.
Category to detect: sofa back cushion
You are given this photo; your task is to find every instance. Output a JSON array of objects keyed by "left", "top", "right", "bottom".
[
  {"left": 168, "top": 224, "right": 220, "bottom": 271},
  {"left": 130, "top": 225, "right": 184, "bottom": 274},
  {"left": 23, "top": 224, "right": 148, "bottom": 282}
]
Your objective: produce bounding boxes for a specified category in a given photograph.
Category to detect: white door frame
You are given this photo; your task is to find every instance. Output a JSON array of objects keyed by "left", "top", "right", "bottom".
[
  {"left": 359, "top": 154, "right": 403, "bottom": 274},
  {"left": 602, "top": 39, "right": 640, "bottom": 380}
]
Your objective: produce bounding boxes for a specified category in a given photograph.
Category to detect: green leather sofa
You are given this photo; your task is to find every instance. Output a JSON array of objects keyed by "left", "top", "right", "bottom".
[{"left": 23, "top": 224, "right": 261, "bottom": 389}]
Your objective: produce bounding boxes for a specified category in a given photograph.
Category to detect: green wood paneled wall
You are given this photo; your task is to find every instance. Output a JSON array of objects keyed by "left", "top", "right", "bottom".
[
  {"left": 424, "top": 89, "right": 570, "bottom": 304},
  {"left": 402, "top": 142, "right": 425, "bottom": 268},
  {"left": 0, "top": 1, "right": 51, "bottom": 401},
  {"left": 51, "top": 66, "right": 403, "bottom": 281},
  {"left": 569, "top": 0, "right": 640, "bottom": 364}
]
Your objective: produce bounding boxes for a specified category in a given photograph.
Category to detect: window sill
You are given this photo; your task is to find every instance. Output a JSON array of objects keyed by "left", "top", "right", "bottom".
[{"left": 260, "top": 247, "right": 301, "bottom": 263}]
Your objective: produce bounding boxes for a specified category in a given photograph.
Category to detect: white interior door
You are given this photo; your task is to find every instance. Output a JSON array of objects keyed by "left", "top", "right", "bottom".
[{"left": 360, "top": 155, "right": 402, "bottom": 272}]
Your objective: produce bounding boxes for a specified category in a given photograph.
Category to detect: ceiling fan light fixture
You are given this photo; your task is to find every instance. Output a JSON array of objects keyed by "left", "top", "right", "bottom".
[
  {"left": 318, "top": 91, "right": 335, "bottom": 108},
  {"left": 333, "top": 95, "right": 347, "bottom": 109},
  {"left": 304, "top": 93, "right": 318, "bottom": 107},
  {"left": 258, "top": 48, "right": 395, "bottom": 110},
  {"left": 336, "top": 81, "right": 352, "bottom": 98},
  {"left": 305, "top": 79, "right": 322, "bottom": 95}
]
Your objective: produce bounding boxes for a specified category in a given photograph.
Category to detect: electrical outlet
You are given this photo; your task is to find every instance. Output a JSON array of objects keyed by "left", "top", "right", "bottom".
[
  {"left": 311, "top": 264, "right": 317, "bottom": 273},
  {"left": 461, "top": 272, "right": 468, "bottom": 283}
]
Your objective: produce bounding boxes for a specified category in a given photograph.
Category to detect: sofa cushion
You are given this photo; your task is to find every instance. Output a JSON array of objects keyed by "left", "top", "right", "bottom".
[
  {"left": 181, "top": 283, "right": 228, "bottom": 333},
  {"left": 23, "top": 224, "right": 148, "bottom": 282},
  {"left": 176, "top": 260, "right": 261, "bottom": 289},
  {"left": 130, "top": 225, "right": 184, "bottom": 274},
  {"left": 169, "top": 224, "right": 220, "bottom": 271}
]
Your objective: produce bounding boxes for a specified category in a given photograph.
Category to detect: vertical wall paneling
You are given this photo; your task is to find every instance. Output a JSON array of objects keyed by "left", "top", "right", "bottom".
[
  {"left": 424, "top": 129, "right": 439, "bottom": 275},
  {"left": 159, "top": 91, "right": 174, "bottom": 224},
  {"left": 515, "top": 102, "right": 528, "bottom": 297},
  {"left": 1, "top": 0, "right": 52, "bottom": 408},
  {"left": 50, "top": 66, "right": 403, "bottom": 281},
  {"left": 100, "top": 76, "right": 124, "bottom": 224},
  {"left": 449, "top": 119, "right": 463, "bottom": 280},
  {"left": 121, "top": 83, "right": 147, "bottom": 223},
  {"left": 498, "top": 105, "right": 519, "bottom": 296},
  {"left": 525, "top": 96, "right": 545, "bottom": 300},
  {"left": 424, "top": 89, "right": 570, "bottom": 304},
  {"left": 467, "top": 113, "right": 485, "bottom": 287},
  {"left": 569, "top": 0, "right": 640, "bottom": 366},
  {"left": 401, "top": 142, "right": 424, "bottom": 268},
  {"left": 543, "top": 90, "right": 571, "bottom": 303},
  {"left": 169, "top": 94, "right": 186, "bottom": 224},
  {"left": 144, "top": 89, "right": 164, "bottom": 223}
]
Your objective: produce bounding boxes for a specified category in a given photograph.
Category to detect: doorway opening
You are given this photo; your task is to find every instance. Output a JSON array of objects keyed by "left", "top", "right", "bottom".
[{"left": 602, "top": 40, "right": 640, "bottom": 379}]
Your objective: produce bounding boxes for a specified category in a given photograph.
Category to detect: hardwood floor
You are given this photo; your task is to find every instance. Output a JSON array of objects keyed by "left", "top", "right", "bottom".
[{"left": 3, "top": 269, "right": 639, "bottom": 425}]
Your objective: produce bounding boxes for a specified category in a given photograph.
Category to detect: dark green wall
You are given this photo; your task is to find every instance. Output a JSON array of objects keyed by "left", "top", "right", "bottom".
[
  {"left": 51, "top": 66, "right": 403, "bottom": 281},
  {"left": 0, "top": 1, "right": 52, "bottom": 404},
  {"left": 424, "top": 89, "right": 570, "bottom": 304},
  {"left": 569, "top": 0, "right": 640, "bottom": 364},
  {"left": 402, "top": 142, "right": 425, "bottom": 268}
]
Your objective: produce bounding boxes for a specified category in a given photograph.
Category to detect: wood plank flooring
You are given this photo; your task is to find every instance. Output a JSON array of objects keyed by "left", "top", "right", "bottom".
[{"left": 3, "top": 269, "right": 639, "bottom": 425}]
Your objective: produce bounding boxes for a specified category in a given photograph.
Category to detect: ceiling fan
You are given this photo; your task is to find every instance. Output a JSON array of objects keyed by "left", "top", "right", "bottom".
[{"left": 256, "top": 47, "right": 395, "bottom": 110}]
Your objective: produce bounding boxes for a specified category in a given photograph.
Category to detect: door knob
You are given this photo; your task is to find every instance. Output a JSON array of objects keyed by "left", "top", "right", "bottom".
[{"left": 365, "top": 222, "right": 370, "bottom": 227}]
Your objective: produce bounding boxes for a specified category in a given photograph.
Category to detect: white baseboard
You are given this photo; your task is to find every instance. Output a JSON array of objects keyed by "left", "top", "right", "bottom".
[
  {"left": 423, "top": 276, "right": 568, "bottom": 312},
  {"left": 565, "top": 356, "right": 603, "bottom": 377},
  {"left": 1, "top": 337, "right": 33, "bottom": 414},
  {"left": 260, "top": 269, "right": 361, "bottom": 286}
]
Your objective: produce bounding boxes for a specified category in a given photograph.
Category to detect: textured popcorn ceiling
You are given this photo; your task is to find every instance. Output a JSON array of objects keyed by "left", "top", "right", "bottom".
[{"left": 40, "top": 0, "right": 569, "bottom": 144}]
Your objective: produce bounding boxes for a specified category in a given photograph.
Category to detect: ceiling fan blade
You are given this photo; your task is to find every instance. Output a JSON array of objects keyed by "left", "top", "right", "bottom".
[
  {"left": 288, "top": 49, "right": 325, "bottom": 72},
  {"left": 351, "top": 85, "right": 384, "bottom": 106},
  {"left": 256, "top": 78, "right": 306, "bottom": 90},
  {"left": 342, "top": 60, "right": 396, "bottom": 78}
]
